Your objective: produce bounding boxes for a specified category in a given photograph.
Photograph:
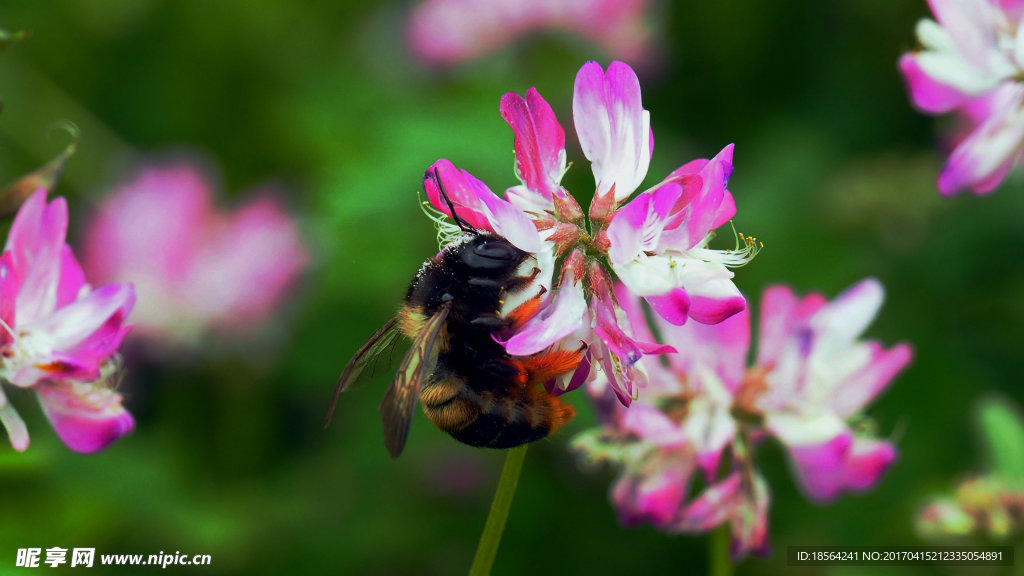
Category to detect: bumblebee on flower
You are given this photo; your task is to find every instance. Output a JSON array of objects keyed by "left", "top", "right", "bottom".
[{"left": 422, "top": 60, "right": 759, "bottom": 407}]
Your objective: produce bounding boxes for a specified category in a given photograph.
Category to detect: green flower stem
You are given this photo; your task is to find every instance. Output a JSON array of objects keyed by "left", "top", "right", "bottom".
[
  {"left": 710, "top": 524, "right": 733, "bottom": 576},
  {"left": 469, "top": 445, "right": 528, "bottom": 576}
]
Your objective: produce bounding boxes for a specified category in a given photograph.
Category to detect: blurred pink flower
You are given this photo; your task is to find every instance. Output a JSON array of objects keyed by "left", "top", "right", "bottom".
[
  {"left": 753, "top": 280, "right": 912, "bottom": 502},
  {"left": 900, "top": 0, "right": 1024, "bottom": 195},
  {"left": 423, "top": 61, "right": 756, "bottom": 406},
  {"left": 407, "top": 0, "right": 657, "bottom": 67},
  {"left": 574, "top": 279, "right": 911, "bottom": 558},
  {"left": 83, "top": 161, "right": 308, "bottom": 349},
  {"left": 0, "top": 190, "right": 135, "bottom": 453}
]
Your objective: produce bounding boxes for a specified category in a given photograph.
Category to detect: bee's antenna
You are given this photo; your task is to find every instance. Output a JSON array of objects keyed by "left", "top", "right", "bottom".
[{"left": 432, "top": 166, "right": 475, "bottom": 233}]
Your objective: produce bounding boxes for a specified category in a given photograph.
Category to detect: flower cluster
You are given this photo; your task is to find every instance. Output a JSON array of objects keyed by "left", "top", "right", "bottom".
[
  {"left": 422, "top": 60, "right": 758, "bottom": 405},
  {"left": 900, "top": 0, "right": 1024, "bottom": 195},
  {"left": 0, "top": 190, "right": 135, "bottom": 453},
  {"left": 83, "top": 161, "right": 308, "bottom": 352},
  {"left": 573, "top": 279, "right": 912, "bottom": 558},
  {"left": 407, "top": 0, "right": 656, "bottom": 67}
]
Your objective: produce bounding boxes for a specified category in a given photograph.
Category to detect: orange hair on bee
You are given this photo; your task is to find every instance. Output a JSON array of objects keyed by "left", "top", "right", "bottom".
[{"left": 518, "top": 345, "right": 587, "bottom": 386}]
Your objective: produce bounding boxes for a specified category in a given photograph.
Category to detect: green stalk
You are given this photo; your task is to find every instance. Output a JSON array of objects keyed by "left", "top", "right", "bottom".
[
  {"left": 469, "top": 445, "right": 528, "bottom": 576},
  {"left": 710, "top": 524, "right": 733, "bottom": 576}
]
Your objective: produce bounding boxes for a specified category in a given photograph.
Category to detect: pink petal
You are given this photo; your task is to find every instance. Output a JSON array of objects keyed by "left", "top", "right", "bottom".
[
  {"left": 655, "top": 305, "right": 751, "bottom": 393},
  {"left": 424, "top": 159, "right": 495, "bottom": 231},
  {"left": 687, "top": 281, "right": 746, "bottom": 325},
  {"left": 1001, "top": 0, "right": 1024, "bottom": 19},
  {"left": 832, "top": 342, "right": 913, "bottom": 418},
  {"left": 594, "top": 340, "right": 633, "bottom": 407},
  {"left": 13, "top": 351, "right": 96, "bottom": 387},
  {"left": 82, "top": 161, "right": 306, "bottom": 345},
  {"left": 56, "top": 245, "right": 87, "bottom": 308},
  {"left": 548, "top": 350, "right": 592, "bottom": 395},
  {"left": 660, "top": 174, "right": 704, "bottom": 234},
  {"left": 573, "top": 60, "right": 651, "bottom": 201},
  {"left": 0, "top": 252, "right": 17, "bottom": 347},
  {"left": 684, "top": 144, "right": 734, "bottom": 250},
  {"left": 424, "top": 160, "right": 541, "bottom": 252},
  {"left": 500, "top": 87, "right": 566, "bottom": 204},
  {"left": 938, "top": 84, "right": 1024, "bottom": 195},
  {"left": 840, "top": 437, "right": 898, "bottom": 493},
  {"left": 644, "top": 288, "right": 691, "bottom": 325},
  {"left": 675, "top": 472, "right": 742, "bottom": 531},
  {"left": 0, "top": 398, "right": 29, "bottom": 451},
  {"left": 613, "top": 454, "right": 693, "bottom": 527},
  {"left": 809, "top": 278, "right": 884, "bottom": 346},
  {"left": 899, "top": 52, "right": 971, "bottom": 114},
  {"left": 785, "top": 432, "right": 896, "bottom": 503},
  {"left": 606, "top": 193, "right": 649, "bottom": 265},
  {"left": 606, "top": 183, "right": 681, "bottom": 266},
  {"left": 711, "top": 189, "right": 737, "bottom": 230},
  {"left": 474, "top": 185, "right": 542, "bottom": 253},
  {"left": 620, "top": 403, "right": 687, "bottom": 447},
  {"left": 7, "top": 190, "right": 68, "bottom": 324},
  {"left": 189, "top": 194, "right": 309, "bottom": 327},
  {"left": 36, "top": 380, "right": 134, "bottom": 453},
  {"left": 683, "top": 401, "right": 738, "bottom": 480},
  {"left": 927, "top": 0, "right": 1000, "bottom": 72},
  {"left": 756, "top": 285, "right": 825, "bottom": 367},
  {"left": 503, "top": 277, "right": 586, "bottom": 356},
  {"left": 83, "top": 162, "right": 212, "bottom": 288},
  {"left": 33, "top": 283, "right": 135, "bottom": 355}
]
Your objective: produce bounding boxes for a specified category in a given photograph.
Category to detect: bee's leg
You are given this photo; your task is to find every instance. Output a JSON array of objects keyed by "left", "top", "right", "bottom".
[
  {"left": 518, "top": 342, "right": 587, "bottom": 385},
  {"left": 503, "top": 285, "right": 547, "bottom": 331},
  {"left": 502, "top": 266, "right": 542, "bottom": 293}
]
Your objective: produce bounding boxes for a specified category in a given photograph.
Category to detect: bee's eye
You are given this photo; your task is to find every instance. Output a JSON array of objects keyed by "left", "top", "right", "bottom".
[{"left": 460, "top": 239, "right": 517, "bottom": 270}]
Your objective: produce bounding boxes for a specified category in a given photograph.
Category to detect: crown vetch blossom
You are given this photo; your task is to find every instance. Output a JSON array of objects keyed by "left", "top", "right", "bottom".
[
  {"left": 573, "top": 279, "right": 911, "bottom": 558},
  {"left": 423, "top": 60, "right": 757, "bottom": 406},
  {"left": 753, "top": 280, "right": 912, "bottom": 501},
  {"left": 407, "top": 0, "right": 656, "bottom": 67},
  {"left": 900, "top": 0, "right": 1024, "bottom": 195},
  {"left": 83, "top": 161, "right": 309, "bottom": 350},
  {"left": 0, "top": 189, "right": 135, "bottom": 453}
]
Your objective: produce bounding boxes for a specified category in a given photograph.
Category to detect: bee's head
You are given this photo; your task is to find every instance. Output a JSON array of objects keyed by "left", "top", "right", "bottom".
[
  {"left": 427, "top": 166, "right": 530, "bottom": 274},
  {"left": 457, "top": 233, "right": 527, "bottom": 273}
]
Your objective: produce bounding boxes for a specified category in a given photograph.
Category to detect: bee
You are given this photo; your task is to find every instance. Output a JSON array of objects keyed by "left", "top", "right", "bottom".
[{"left": 326, "top": 169, "right": 585, "bottom": 458}]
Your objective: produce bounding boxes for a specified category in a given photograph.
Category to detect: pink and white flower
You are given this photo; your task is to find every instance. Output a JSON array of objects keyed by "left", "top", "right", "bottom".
[
  {"left": 83, "top": 161, "right": 309, "bottom": 351},
  {"left": 423, "top": 61, "right": 756, "bottom": 405},
  {"left": 752, "top": 280, "right": 912, "bottom": 502},
  {"left": 407, "top": 0, "right": 657, "bottom": 68},
  {"left": 573, "top": 278, "right": 911, "bottom": 557},
  {"left": 0, "top": 189, "right": 135, "bottom": 453},
  {"left": 900, "top": 0, "right": 1024, "bottom": 194}
]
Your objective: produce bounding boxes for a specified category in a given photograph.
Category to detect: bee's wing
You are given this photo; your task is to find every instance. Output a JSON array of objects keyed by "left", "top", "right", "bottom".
[
  {"left": 379, "top": 303, "right": 450, "bottom": 459},
  {"left": 325, "top": 316, "right": 402, "bottom": 427}
]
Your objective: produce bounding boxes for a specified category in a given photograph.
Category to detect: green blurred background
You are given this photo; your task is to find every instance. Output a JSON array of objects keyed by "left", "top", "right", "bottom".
[{"left": 1, "top": 1, "right": 1023, "bottom": 574}]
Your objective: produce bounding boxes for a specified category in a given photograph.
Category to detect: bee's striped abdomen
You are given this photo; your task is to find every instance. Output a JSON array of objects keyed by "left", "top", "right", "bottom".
[{"left": 419, "top": 373, "right": 575, "bottom": 449}]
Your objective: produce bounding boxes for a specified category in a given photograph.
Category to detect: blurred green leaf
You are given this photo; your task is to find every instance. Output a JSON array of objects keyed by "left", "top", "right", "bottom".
[
  {"left": 976, "top": 396, "right": 1024, "bottom": 482},
  {"left": 0, "top": 28, "right": 28, "bottom": 53}
]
